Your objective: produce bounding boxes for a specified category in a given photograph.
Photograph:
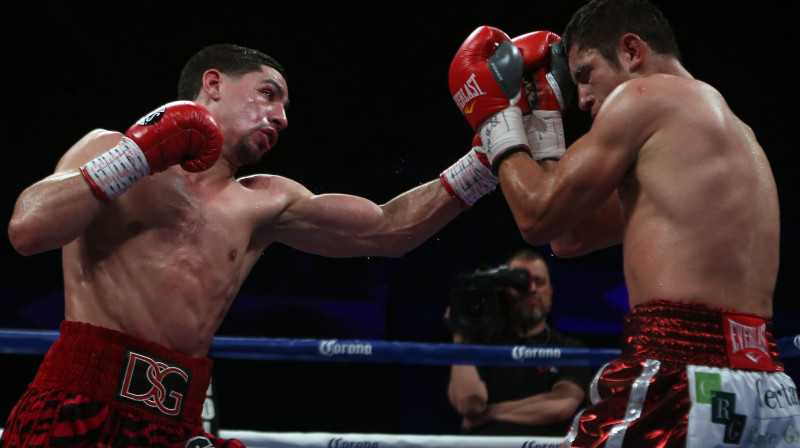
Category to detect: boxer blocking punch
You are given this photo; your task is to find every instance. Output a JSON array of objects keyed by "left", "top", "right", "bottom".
[
  {"left": 512, "top": 31, "right": 575, "bottom": 162},
  {"left": 448, "top": 26, "right": 529, "bottom": 173},
  {"left": 448, "top": 27, "right": 575, "bottom": 174},
  {"left": 448, "top": 1, "right": 800, "bottom": 446},
  {"left": 443, "top": 27, "right": 575, "bottom": 208}
]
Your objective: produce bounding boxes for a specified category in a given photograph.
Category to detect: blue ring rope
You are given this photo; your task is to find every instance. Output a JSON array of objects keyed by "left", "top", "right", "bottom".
[{"left": 0, "top": 329, "right": 798, "bottom": 367}]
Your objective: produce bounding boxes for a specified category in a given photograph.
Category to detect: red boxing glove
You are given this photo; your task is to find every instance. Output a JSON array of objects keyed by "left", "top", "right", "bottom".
[
  {"left": 125, "top": 101, "right": 223, "bottom": 173},
  {"left": 80, "top": 101, "right": 223, "bottom": 201},
  {"left": 513, "top": 31, "right": 573, "bottom": 115},
  {"left": 513, "top": 31, "right": 575, "bottom": 161},
  {"left": 449, "top": 26, "right": 529, "bottom": 173},
  {"left": 449, "top": 26, "right": 523, "bottom": 131}
]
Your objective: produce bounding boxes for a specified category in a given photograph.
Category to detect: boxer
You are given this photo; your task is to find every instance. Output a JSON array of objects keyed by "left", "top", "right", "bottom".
[
  {"left": 4, "top": 43, "right": 492, "bottom": 447},
  {"left": 447, "top": 0, "right": 800, "bottom": 446}
]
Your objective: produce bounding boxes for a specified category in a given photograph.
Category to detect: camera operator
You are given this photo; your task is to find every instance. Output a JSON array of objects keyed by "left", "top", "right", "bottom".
[{"left": 445, "top": 248, "right": 590, "bottom": 436}]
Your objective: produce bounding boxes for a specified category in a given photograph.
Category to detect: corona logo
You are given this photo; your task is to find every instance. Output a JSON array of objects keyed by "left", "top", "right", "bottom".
[
  {"left": 511, "top": 346, "right": 562, "bottom": 361},
  {"left": 327, "top": 437, "right": 379, "bottom": 447},
  {"left": 318, "top": 339, "right": 373, "bottom": 357}
]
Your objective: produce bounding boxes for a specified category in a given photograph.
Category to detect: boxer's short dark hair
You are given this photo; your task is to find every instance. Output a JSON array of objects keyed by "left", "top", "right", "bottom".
[{"left": 177, "top": 44, "right": 287, "bottom": 100}]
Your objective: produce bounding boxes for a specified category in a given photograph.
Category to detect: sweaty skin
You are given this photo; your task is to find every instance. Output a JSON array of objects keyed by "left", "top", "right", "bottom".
[
  {"left": 9, "top": 66, "right": 463, "bottom": 356},
  {"left": 497, "top": 42, "right": 779, "bottom": 317}
]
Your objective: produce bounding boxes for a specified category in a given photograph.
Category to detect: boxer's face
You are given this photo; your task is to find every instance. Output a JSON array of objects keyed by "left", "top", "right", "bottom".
[
  {"left": 569, "top": 46, "right": 629, "bottom": 120},
  {"left": 217, "top": 65, "right": 289, "bottom": 165}
]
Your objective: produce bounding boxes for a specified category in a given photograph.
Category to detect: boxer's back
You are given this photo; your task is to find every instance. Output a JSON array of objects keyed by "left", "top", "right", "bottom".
[{"left": 618, "top": 76, "right": 779, "bottom": 316}]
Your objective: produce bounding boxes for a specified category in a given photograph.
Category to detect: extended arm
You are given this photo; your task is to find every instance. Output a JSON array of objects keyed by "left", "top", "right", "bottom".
[
  {"left": 268, "top": 128, "right": 500, "bottom": 258},
  {"left": 270, "top": 178, "right": 464, "bottom": 258}
]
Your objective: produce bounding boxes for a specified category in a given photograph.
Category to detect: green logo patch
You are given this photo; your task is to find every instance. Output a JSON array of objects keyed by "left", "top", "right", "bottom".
[{"left": 695, "top": 372, "right": 722, "bottom": 404}]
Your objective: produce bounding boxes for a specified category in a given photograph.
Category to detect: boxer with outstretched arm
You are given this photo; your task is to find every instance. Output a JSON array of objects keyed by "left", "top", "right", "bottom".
[
  {"left": 447, "top": 0, "right": 799, "bottom": 446},
  {"left": 3, "top": 44, "right": 495, "bottom": 448}
]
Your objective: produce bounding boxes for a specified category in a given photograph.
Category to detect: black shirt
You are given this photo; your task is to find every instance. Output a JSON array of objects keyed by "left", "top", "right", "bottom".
[{"left": 468, "top": 326, "right": 591, "bottom": 436}]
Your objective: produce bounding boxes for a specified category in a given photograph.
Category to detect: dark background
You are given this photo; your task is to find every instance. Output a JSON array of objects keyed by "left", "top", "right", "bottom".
[{"left": 1, "top": 0, "right": 797, "bottom": 435}]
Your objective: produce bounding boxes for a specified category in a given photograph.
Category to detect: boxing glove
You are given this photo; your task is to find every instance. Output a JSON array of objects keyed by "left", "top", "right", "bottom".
[
  {"left": 449, "top": 26, "right": 528, "bottom": 173},
  {"left": 81, "top": 101, "right": 223, "bottom": 201},
  {"left": 513, "top": 31, "right": 575, "bottom": 161},
  {"left": 440, "top": 134, "right": 498, "bottom": 208}
]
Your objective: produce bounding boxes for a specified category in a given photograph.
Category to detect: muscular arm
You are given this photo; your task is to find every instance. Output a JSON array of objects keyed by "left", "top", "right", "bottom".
[
  {"left": 270, "top": 178, "right": 464, "bottom": 258},
  {"left": 498, "top": 81, "right": 654, "bottom": 246},
  {"left": 549, "top": 192, "right": 624, "bottom": 257},
  {"left": 8, "top": 130, "right": 119, "bottom": 255},
  {"left": 529, "top": 160, "right": 624, "bottom": 257}
]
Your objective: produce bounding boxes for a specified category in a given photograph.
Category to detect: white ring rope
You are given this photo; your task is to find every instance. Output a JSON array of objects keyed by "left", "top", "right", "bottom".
[{"left": 218, "top": 430, "right": 565, "bottom": 448}]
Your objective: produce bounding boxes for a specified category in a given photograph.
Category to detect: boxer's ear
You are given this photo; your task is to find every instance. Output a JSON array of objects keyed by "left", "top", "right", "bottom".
[{"left": 619, "top": 33, "right": 645, "bottom": 73}]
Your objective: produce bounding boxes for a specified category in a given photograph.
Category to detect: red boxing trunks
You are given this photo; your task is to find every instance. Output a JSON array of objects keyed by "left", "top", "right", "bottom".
[
  {"left": 561, "top": 300, "right": 800, "bottom": 448},
  {"left": 0, "top": 320, "right": 245, "bottom": 448}
]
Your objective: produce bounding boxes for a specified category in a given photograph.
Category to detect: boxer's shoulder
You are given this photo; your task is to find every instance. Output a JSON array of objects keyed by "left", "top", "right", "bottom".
[
  {"left": 235, "top": 174, "right": 313, "bottom": 209},
  {"left": 237, "top": 173, "right": 297, "bottom": 191}
]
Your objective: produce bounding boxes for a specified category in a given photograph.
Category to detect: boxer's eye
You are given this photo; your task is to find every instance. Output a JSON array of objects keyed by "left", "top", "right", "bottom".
[{"left": 575, "top": 70, "right": 590, "bottom": 84}]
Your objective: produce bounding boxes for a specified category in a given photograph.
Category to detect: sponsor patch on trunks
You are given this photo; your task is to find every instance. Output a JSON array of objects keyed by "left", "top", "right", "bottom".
[
  {"left": 723, "top": 314, "right": 775, "bottom": 370},
  {"left": 687, "top": 365, "right": 800, "bottom": 447},
  {"left": 117, "top": 349, "right": 193, "bottom": 419}
]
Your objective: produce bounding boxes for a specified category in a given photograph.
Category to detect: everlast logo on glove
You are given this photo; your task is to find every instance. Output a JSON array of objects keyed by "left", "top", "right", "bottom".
[
  {"left": 117, "top": 349, "right": 192, "bottom": 419},
  {"left": 452, "top": 73, "right": 487, "bottom": 114}
]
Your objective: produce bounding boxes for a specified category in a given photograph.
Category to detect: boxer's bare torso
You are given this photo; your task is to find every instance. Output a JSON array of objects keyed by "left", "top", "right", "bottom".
[
  {"left": 614, "top": 76, "right": 779, "bottom": 316},
  {"left": 52, "top": 133, "right": 459, "bottom": 356},
  {"left": 62, "top": 160, "right": 276, "bottom": 356},
  {"left": 10, "top": 65, "right": 463, "bottom": 357}
]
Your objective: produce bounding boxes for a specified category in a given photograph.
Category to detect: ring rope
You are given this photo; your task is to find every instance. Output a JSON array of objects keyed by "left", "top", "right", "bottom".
[
  {"left": 1, "top": 329, "right": 798, "bottom": 367},
  {"left": 217, "top": 429, "right": 565, "bottom": 448},
  {"left": 1, "top": 330, "right": 799, "bottom": 447},
  {"left": 0, "top": 429, "right": 566, "bottom": 448}
]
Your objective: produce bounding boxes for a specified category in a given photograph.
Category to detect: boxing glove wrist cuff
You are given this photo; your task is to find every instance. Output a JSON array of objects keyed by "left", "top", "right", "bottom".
[
  {"left": 80, "top": 137, "right": 151, "bottom": 201},
  {"left": 440, "top": 150, "right": 498, "bottom": 209},
  {"left": 524, "top": 110, "right": 566, "bottom": 161},
  {"left": 477, "top": 106, "right": 530, "bottom": 174},
  {"left": 546, "top": 71, "right": 570, "bottom": 113}
]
